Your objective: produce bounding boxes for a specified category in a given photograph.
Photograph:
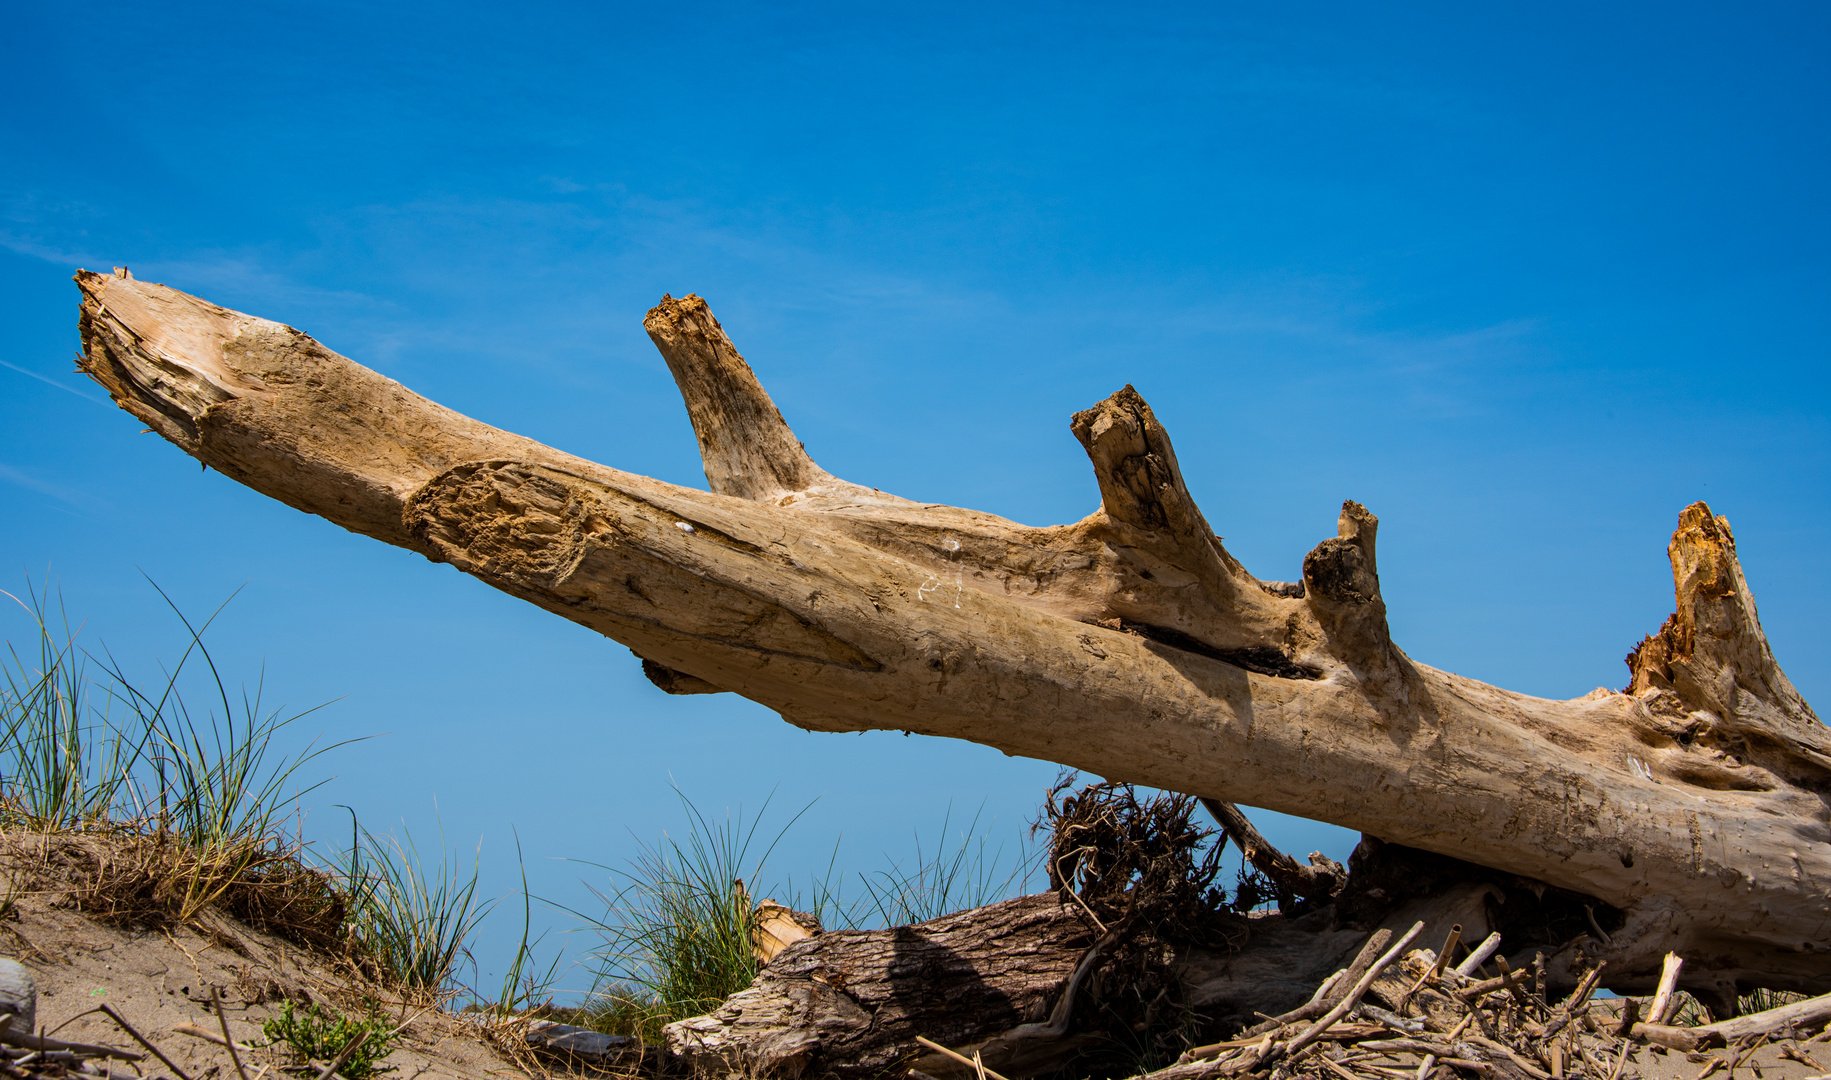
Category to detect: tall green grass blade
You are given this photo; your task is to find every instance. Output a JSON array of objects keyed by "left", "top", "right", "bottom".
[
  {"left": 850, "top": 803, "right": 1035, "bottom": 928},
  {"left": 570, "top": 790, "right": 818, "bottom": 1035},
  {"left": 0, "top": 582, "right": 149, "bottom": 828},
  {"left": 327, "top": 810, "right": 491, "bottom": 997}
]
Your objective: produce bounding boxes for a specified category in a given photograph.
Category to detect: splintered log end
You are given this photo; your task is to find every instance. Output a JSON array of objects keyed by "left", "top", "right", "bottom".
[
  {"left": 1070, "top": 385, "right": 1215, "bottom": 541},
  {"left": 644, "top": 293, "right": 828, "bottom": 503},
  {"left": 1626, "top": 501, "right": 1819, "bottom": 725},
  {"left": 74, "top": 269, "right": 267, "bottom": 452},
  {"left": 1303, "top": 534, "right": 1378, "bottom": 609},
  {"left": 1302, "top": 500, "right": 1395, "bottom": 666}
]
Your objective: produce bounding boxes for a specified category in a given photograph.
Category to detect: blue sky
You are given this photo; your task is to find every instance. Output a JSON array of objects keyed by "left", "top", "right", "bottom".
[{"left": 3, "top": 2, "right": 1827, "bottom": 989}]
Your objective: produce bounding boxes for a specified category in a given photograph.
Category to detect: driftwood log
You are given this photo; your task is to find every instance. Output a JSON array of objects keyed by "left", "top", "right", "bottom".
[
  {"left": 668, "top": 894, "right": 1098, "bottom": 1079},
  {"left": 71, "top": 270, "right": 1830, "bottom": 1001},
  {"left": 664, "top": 890, "right": 1418, "bottom": 1079}
]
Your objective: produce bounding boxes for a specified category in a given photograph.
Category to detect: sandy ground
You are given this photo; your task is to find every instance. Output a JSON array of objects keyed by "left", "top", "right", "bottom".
[
  {"left": 0, "top": 831, "right": 1819, "bottom": 1080},
  {"left": 0, "top": 835, "right": 532, "bottom": 1080}
]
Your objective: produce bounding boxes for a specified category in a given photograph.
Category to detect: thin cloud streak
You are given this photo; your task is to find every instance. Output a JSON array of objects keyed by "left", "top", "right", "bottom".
[
  {"left": 0, "top": 463, "right": 100, "bottom": 510},
  {"left": 0, "top": 359, "right": 111, "bottom": 407}
]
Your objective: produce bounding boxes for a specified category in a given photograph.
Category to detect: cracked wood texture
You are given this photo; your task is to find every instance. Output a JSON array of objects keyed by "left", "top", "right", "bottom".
[
  {"left": 666, "top": 894, "right": 1097, "bottom": 1079},
  {"left": 73, "top": 271, "right": 1830, "bottom": 995},
  {"left": 663, "top": 892, "right": 1378, "bottom": 1080}
]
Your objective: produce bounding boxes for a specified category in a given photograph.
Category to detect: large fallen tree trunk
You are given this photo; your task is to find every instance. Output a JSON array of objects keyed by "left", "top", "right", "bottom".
[{"left": 72, "top": 270, "right": 1830, "bottom": 998}]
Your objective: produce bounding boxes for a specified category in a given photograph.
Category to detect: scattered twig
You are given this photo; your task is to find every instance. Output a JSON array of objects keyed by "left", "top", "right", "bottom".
[
  {"left": 1491, "top": 955, "right": 1537, "bottom": 1012},
  {"left": 1469, "top": 1034, "right": 1553, "bottom": 1080},
  {"left": 1604, "top": 1040, "right": 1633, "bottom": 1080},
  {"left": 1727, "top": 1034, "right": 1770, "bottom": 1077},
  {"left": 1453, "top": 933, "right": 1502, "bottom": 978},
  {"left": 1455, "top": 968, "right": 1533, "bottom": 1003},
  {"left": 1230, "top": 1032, "right": 1275, "bottom": 1075},
  {"left": 315, "top": 1029, "right": 372, "bottom": 1080},
  {"left": 0, "top": 1026, "right": 144, "bottom": 1062},
  {"left": 1539, "top": 964, "right": 1607, "bottom": 1042},
  {"left": 1429, "top": 926, "right": 1461, "bottom": 982},
  {"left": 98, "top": 1004, "right": 194, "bottom": 1080},
  {"left": 1234, "top": 929, "right": 1393, "bottom": 1043},
  {"left": 172, "top": 1022, "right": 255, "bottom": 1052},
  {"left": 1358, "top": 1006, "right": 1425, "bottom": 1036},
  {"left": 1280, "top": 920, "right": 1427, "bottom": 1062},
  {"left": 915, "top": 1035, "right": 1016, "bottom": 1080},
  {"left": 214, "top": 988, "right": 253, "bottom": 1080},
  {"left": 1649, "top": 953, "right": 1685, "bottom": 1026}
]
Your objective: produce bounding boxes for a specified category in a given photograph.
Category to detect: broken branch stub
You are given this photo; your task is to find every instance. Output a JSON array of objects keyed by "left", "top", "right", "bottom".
[{"left": 73, "top": 271, "right": 1831, "bottom": 993}]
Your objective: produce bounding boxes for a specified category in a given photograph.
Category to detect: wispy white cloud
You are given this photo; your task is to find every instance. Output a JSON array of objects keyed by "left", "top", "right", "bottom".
[
  {"left": 0, "top": 359, "right": 112, "bottom": 407},
  {"left": 0, "top": 186, "right": 112, "bottom": 268},
  {"left": 0, "top": 229, "right": 107, "bottom": 270},
  {"left": 0, "top": 463, "right": 101, "bottom": 511},
  {"left": 0, "top": 176, "right": 1551, "bottom": 426}
]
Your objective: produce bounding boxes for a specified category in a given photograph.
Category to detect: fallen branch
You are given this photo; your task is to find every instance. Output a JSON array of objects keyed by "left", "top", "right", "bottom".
[
  {"left": 1201, "top": 798, "right": 1344, "bottom": 902},
  {"left": 0, "top": 1027, "right": 144, "bottom": 1062},
  {"left": 1636, "top": 990, "right": 1831, "bottom": 1052},
  {"left": 73, "top": 272, "right": 1831, "bottom": 995}
]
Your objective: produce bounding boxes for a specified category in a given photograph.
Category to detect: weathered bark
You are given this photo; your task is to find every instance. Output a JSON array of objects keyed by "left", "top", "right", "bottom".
[
  {"left": 666, "top": 895, "right": 1096, "bottom": 1079},
  {"left": 665, "top": 863, "right": 1508, "bottom": 1079},
  {"left": 665, "top": 892, "right": 1386, "bottom": 1080},
  {"left": 72, "top": 270, "right": 1831, "bottom": 995}
]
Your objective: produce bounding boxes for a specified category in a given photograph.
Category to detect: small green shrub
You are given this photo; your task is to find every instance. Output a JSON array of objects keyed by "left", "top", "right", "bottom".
[{"left": 260, "top": 1002, "right": 399, "bottom": 1080}]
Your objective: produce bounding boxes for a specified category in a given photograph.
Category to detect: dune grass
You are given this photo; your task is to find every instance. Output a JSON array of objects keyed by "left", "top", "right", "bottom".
[
  {"left": 0, "top": 581, "right": 145, "bottom": 829},
  {"left": 0, "top": 580, "right": 358, "bottom": 921},
  {"left": 0, "top": 577, "right": 494, "bottom": 1000},
  {"left": 849, "top": 803, "right": 1034, "bottom": 928},
  {"left": 1, "top": 575, "right": 1043, "bottom": 1030},
  {"left": 567, "top": 793, "right": 807, "bottom": 1040},
  {"left": 323, "top": 812, "right": 492, "bottom": 997},
  {"left": 566, "top": 791, "right": 1037, "bottom": 1041}
]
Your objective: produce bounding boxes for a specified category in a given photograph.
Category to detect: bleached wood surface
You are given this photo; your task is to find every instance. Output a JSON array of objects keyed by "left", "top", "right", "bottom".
[{"left": 73, "top": 270, "right": 1830, "bottom": 994}]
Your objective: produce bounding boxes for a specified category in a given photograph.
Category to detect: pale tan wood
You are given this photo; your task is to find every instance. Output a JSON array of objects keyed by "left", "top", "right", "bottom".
[
  {"left": 72, "top": 271, "right": 1831, "bottom": 994},
  {"left": 1648, "top": 953, "right": 1685, "bottom": 1026}
]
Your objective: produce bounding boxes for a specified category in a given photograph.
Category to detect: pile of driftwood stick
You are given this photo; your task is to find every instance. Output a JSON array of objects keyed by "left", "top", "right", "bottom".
[{"left": 915, "top": 924, "right": 1831, "bottom": 1080}]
